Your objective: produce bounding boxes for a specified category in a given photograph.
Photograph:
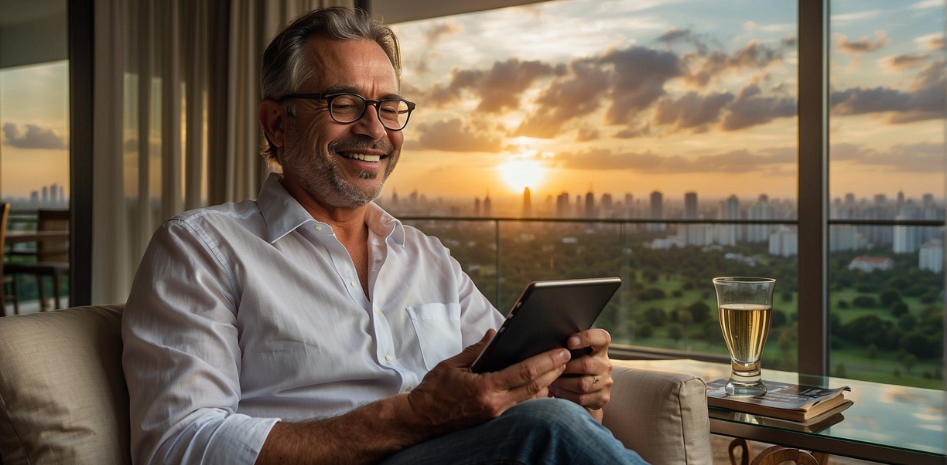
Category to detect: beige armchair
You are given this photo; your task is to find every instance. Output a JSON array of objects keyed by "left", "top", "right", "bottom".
[{"left": 0, "top": 305, "right": 712, "bottom": 465}]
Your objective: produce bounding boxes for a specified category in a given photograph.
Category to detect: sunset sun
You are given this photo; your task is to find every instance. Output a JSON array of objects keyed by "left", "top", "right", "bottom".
[{"left": 499, "top": 158, "right": 547, "bottom": 192}]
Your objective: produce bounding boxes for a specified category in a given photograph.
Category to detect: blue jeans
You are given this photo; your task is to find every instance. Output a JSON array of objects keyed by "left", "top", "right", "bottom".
[{"left": 379, "top": 398, "right": 649, "bottom": 465}]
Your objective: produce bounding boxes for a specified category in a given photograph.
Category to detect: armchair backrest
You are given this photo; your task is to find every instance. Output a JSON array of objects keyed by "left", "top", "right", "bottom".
[{"left": 0, "top": 305, "right": 130, "bottom": 465}]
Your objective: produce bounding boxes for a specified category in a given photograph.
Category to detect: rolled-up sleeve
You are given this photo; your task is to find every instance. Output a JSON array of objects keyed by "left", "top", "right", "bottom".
[{"left": 122, "top": 219, "right": 278, "bottom": 465}]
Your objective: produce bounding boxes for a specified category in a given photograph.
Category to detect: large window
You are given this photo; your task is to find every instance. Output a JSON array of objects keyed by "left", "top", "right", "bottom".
[
  {"left": 375, "top": 0, "right": 944, "bottom": 388},
  {"left": 828, "top": 1, "right": 945, "bottom": 388},
  {"left": 0, "top": 0, "right": 70, "bottom": 309}
]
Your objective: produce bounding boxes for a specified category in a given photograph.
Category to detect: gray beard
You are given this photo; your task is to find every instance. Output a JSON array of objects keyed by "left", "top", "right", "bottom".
[{"left": 283, "top": 121, "right": 398, "bottom": 208}]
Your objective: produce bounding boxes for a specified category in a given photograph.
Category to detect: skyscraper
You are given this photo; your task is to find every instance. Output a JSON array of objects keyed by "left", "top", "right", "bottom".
[
  {"left": 684, "top": 192, "right": 698, "bottom": 220},
  {"left": 649, "top": 191, "right": 665, "bottom": 232},
  {"left": 893, "top": 201, "right": 921, "bottom": 253},
  {"left": 522, "top": 187, "right": 532, "bottom": 218},
  {"left": 483, "top": 194, "right": 492, "bottom": 217},
  {"left": 556, "top": 192, "right": 570, "bottom": 218},
  {"left": 474, "top": 197, "right": 481, "bottom": 217},
  {"left": 585, "top": 191, "right": 595, "bottom": 219},
  {"left": 747, "top": 194, "right": 773, "bottom": 243},
  {"left": 601, "top": 193, "right": 613, "bottom": 218},
  {"left": 716, "top": 195, "right": 741, "bottom": 246}
]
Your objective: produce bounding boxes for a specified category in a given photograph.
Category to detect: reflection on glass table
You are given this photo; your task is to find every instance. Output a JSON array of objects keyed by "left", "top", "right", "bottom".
[{"left": 613, "top": 359, "right": 945, "bottom": 465}]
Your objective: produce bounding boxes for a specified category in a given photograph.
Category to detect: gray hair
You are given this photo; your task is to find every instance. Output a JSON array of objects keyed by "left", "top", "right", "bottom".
[{"left": 260, "top": 7, "right": 402, "bottom": 162}]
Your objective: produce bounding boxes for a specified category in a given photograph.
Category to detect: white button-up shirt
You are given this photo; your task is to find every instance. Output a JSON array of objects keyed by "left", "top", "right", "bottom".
[{"left": 122, "top": 174, "right": 504, "bottom": 465}]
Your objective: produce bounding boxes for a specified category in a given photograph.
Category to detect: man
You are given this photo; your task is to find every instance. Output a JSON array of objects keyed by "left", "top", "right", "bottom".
[{"left": 123, "top": 7, "right": 646, "bottom": 465}]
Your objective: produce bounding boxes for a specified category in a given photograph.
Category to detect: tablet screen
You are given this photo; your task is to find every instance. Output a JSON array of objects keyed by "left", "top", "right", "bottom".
[{"left": 470, "top": 277, "right": 621, "bottom": 373}]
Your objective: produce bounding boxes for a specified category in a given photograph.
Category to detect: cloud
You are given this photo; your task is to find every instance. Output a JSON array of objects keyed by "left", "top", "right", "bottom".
[
  {"left": 613, "top": 122, "right": 650, "bottom": 139},
  {"left": 423, "top": 20, "right": 464, "bottom": 45},
  {"left": 426, "top": 58, "right": 563, "bottom": 113},
  {"left": 831, "top": 60, "right": 944, "bottom": 124},
  {"left": 831, "top": 141, "right": 944, "bottom": 172},
  {"left": 598, "top": 46, "right": 682, "bottom": 125},
  {"left": 1, "top": 123, "right": 67, "bottom": 150},
  {"left": 834, "top": 31, "right": 891, "bottom": 53},
  {"left": 914, "top": 33, "right": 945, "bottom": 50},
  {"left": 514, "top": 61, "right": 610, "bottom": 138},
  {"left": 911, "top": 0, "right": 943, "bottom": 9},
  {"left": 558, "top": 147, "right": 794, "bottom": 173},
  {"left": 575, "top": 126, "right": 600, "bottom": 142},
  {"left": 652, "top": 91, "right": 734, "bottom": 132},
  {"left": 720, "top": 84, "right": 795, "bottom": 131},
  {"left": 681, "top": 40, "right": 788, "bottom": 88},
  {"left": 413, "top": 118, "right": 502, "bottom": 152},
  {"left": 880, "top": 53, "right": 928, "bottom": 71},
  {"left": 656, "top": 28, "right": 710, "bottom": 54}
]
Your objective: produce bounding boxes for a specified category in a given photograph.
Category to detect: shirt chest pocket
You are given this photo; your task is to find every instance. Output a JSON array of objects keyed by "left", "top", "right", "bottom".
[{"left": 406, "top": 303, "right": 463, "bottom": 371}]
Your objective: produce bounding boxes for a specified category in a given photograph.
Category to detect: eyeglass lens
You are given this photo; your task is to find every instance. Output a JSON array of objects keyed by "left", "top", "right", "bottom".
[{"left": 330, "top": 94, "right": 411, "bottom": 129}]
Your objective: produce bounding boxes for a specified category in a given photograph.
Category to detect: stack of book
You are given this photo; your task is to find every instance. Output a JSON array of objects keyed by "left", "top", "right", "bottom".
[{"left": 706, "top": 379, "right": 853, "bottom": 432}]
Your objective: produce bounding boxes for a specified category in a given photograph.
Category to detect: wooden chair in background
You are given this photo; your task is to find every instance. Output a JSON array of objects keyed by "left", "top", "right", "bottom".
[{"left": 5, "top": 210, "right": 70, "bottom": 311}]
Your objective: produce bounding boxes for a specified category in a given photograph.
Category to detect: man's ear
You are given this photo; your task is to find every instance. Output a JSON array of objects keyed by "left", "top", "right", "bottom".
[{"left": 259, "top": 99, "right": 287, "bottom": 150}]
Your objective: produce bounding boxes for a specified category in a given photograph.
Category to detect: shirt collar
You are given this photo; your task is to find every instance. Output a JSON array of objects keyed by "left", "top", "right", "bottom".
[
  {"left": 257, "top": 172, "right": 405, "bottom": 246},
  {"left": 258, "top": 173, "right": 314, "bottom": 243}
]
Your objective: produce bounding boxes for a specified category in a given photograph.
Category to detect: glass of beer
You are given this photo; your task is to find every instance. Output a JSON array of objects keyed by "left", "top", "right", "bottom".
[{"left": 713, "top": 276, "right": 775, "bottom": 397}]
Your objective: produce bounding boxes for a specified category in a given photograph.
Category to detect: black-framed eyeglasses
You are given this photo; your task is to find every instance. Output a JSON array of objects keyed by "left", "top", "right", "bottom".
[{"left": 279, "top": 92, "right": 416, "bottom": 131}]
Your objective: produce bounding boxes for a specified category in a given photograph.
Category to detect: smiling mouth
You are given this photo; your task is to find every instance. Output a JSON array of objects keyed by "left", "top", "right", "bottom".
[{"left": 339, "top": 152, "right": 383, "bottom": 163}]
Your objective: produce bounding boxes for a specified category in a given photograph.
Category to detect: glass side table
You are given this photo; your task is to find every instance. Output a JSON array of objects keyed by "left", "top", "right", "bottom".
[{"left": 614, "top": 359, "right": 946, "bottom": 465}]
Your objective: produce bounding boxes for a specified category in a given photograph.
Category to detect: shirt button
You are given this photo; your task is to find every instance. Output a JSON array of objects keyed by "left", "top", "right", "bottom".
[
  {"left": 350, "top": 281, "right": 357, "bottom": 287},
  {"left": 373, "top": 306, "right": 381, "bottom": 314},
  {"left": 315, "top": 225, "right": 322, "bottom": 231},
  {"left": 404, "top": 386, "right": 412, "bottom": 393},
  {"left": 385, "top": 354, "right": 393, "bottom": 361}
]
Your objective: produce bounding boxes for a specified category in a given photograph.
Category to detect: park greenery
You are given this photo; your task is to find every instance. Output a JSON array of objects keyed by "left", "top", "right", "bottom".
[{"left": 409, "top": 219, "right": 945, "bottom": 390}]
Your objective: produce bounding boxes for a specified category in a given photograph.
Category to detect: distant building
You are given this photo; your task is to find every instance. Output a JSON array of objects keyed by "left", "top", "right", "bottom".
[
  {"left": 649, "top": 236, "right": 684, "bottom": 249},
  {"left": 601, "top": 193, "right": 613, "bottom": 218},
  {"left": 522, "top": 187, "right": 531, "bottom": 218},
  {"left": 483, "top": 195, "right": 492, "bottom": 217},
  {"left": 585, "top": 191, "right": 595, "bottom": 219},
  {"left": 746, "top": 195, "right": 773, "bottom": 243},
  {"left": 684, "top": 192, "right": 698, "bottom": 219},
  {"left": 686, "top": 224, "right": 714, "bottom": 246},
  {"left": 919, "top": 240, "right": 943, "bottom": 273},
  {"left": 556, "top": 192, "right": 570, "bottom": 218},
  {"left": 474, "top": 197, "right": 481, "bottom": 217},
  {"left": 649, "top": 191, "right": 665, "bottom": 232},
  {"left": 893, "top": 201, "right": 921, "bottom": 253},
  {"left": 716, "top": 195, "right": 741, "bottom": 246},
  {"left": 848, "top": 256, "right": 894, "bottom": 273},
  {"left": 768, "top": 226, "right": 797, "bottom": 257},
  {"left": 830, "top": 225, "right": 860, "bottom": 252}
]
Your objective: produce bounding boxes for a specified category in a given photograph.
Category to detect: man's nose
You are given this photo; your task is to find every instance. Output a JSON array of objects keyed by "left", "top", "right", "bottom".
[{"left": 351, "top": 103, "right": 388, "bottom": 140}]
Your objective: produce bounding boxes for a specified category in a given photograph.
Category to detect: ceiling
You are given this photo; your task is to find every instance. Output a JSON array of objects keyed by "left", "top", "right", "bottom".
[
  {"left": 0, "top": 0, "right": 68, "bottom": 69},
  {"left": 0, "top": 0, "right": 65, "bottom": 28}
]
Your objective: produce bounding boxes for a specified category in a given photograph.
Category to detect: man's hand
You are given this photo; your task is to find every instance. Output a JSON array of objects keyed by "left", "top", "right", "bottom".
[
  {"left": 548, "top": 329, "right": 613, "bottom": 422},
  {"left": 404, "top": 329, "right": 571, "bottom": 434}
]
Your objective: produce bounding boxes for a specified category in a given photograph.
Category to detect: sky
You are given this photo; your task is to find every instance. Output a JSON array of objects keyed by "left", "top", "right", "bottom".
[
  {"left": 0, "top": 0, "right": 944, "bottom": 205},
  {"left": 385, "top": 0, "right": 946, "bottom": 204}
]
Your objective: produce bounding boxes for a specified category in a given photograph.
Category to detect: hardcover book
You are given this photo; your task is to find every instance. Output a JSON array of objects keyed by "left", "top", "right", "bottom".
[{"left": 706, "top": 379, "right": 852, "bottom": 423}]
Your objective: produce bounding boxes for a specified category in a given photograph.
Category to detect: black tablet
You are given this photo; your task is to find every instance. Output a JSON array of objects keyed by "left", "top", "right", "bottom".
[{"left": 470, "top": 277, "right": 621, "bottom": 373}]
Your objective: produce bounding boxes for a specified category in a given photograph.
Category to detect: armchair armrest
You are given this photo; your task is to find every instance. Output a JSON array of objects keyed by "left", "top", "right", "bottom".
[{"left": 603, "top": 360, "right": 712, "bottom": 465}]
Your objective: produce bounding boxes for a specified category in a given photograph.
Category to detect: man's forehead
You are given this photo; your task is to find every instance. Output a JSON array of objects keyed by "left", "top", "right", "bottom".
[{"left": 302, "top": 36, "right": 398, "bottom": 92}]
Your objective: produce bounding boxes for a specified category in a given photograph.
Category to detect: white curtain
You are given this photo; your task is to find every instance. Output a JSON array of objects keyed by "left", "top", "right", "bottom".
[{"left": 91, "top": 0, "right": 355, "bottom": 304}]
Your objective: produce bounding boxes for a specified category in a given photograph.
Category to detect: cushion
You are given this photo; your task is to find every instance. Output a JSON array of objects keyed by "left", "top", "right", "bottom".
[
  {"left": 0, "top": 305, "right": 131, "bottom": 465},
  {"left": 604, "top": 361, "right": 713, "bottom": 465}
]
